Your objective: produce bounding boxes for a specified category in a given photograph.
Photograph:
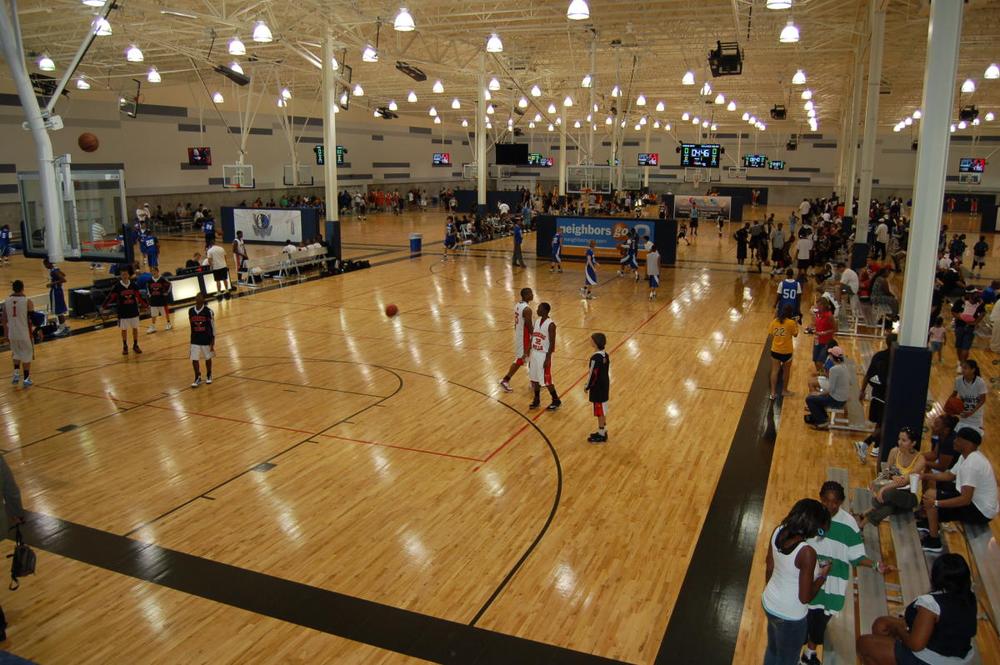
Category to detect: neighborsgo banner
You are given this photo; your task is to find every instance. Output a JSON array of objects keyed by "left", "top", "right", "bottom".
[
  {"left": 673, "top": 196, "right": 732, "bottom": 221},
  {"left": 555, "top": 217, "right": 655, "bottom": 253}
]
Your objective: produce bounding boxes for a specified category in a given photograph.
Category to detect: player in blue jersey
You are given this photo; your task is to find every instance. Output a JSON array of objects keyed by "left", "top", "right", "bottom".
[
  {"left": 142, "top": 232, "right": 159, "bottom": 269},
  {"left": 443, "top": 217, "right": 458, "bottom": 260},
  {"left": 775, "top": 268, "right": 803, "bottom": 321},
  {"left": 581, "top": 240, "right": 598, "bottom": 299},
  {"left": 550, "top": 228, "right": 563, "bottom": 273},
  {"left": 0, "top": 225, "right": 11, "bottom": 265},
  {"left": 42, "top": 259, "right": 70, "bottom": 336},
  {"left": 617, "top": 230, "right": 640, "bottom": 281}
]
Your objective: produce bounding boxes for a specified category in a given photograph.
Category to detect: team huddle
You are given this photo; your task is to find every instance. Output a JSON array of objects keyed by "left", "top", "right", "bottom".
[{"left": 499, "top": 288, "right": 611, "bottom": 443}]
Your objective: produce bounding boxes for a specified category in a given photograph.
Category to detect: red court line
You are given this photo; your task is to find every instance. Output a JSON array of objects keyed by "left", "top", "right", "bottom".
[
  {"left": 139, "top": 403, "right": 314, "bottom": 435},
  {"left": 482, "top": 296, "right": 677, "bottom": 464},
  {"left": 35, "top": 384, "right": 139, "bottom": 407},
  {"left": 315, "top": 433, "right": 485, "bottom": 463}
]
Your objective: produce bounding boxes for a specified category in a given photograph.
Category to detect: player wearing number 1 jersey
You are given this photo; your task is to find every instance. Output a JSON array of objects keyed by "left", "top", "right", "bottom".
[
  {"left": 500, "top": 288, "right": 533, "bottom": 392},
  {"left": 528, "top": 302, "right": 561, "bottom": 411},
  {"left": 2, "top": 280, "right": 34, "bottom": 387}
]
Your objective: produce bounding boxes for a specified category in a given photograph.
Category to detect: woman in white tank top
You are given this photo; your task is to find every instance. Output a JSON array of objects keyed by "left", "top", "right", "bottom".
[{"left": 762, "top": 499, "right": 832, "bottom": 665}]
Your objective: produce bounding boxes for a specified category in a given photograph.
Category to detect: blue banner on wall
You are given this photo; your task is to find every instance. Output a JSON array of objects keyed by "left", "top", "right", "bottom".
[{"left": 554, "top": 217, "right": 656, "bottom": 250}]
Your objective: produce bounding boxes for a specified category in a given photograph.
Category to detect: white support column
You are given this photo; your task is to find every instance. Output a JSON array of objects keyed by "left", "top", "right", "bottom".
[
  {"left": 898, "top": 0, "right": 963, "bottom": 347},
  {"left": 322, "top": 30, "right": 338, "bottom": 221},
  {"left": 588, "top": 38, "right": 596, "bottom": 165},
  {"left": 558, "top": 107, "right": 567, "bottom": 196},
  {"left": 843, "top": 46, "right": 866, "bottom": 208},
  {"left": 855, "top": 0, "right": 886, "bottom": 247},
  {"left": 476, "top": 56, "right": 487, "bottom": 208},
  {"left": 643, "top": 120, "right": 651, "bottom": 188},
  {"left": 0, "top": 0, "right": 64, "bottom": 261}
]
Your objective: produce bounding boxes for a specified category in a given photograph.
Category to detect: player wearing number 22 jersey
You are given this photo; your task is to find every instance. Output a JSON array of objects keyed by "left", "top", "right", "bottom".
[
  {"left": 499, "top": 288, "right": 533, "bottom": 392},
  {"left": 528, "top": 302, "right": 561, "bottom": 411}
]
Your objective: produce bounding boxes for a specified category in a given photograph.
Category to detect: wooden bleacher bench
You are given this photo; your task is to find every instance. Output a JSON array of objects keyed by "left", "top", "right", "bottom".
[
  {"left": 852, "top": 488, "right": 889, "bottom": 634},
  {"left": 964, "top": 523, "right": 1000, "bottom": 634},
  {"left": 827, "top": 359, "right": 873, "bottom": 433},
  {"left": 889, "top": 511, "right": 931, "bottom": 606}
]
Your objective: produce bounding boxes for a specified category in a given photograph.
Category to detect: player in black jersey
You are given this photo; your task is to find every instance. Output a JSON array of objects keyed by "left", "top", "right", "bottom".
[
  {"left": 584, "top": 332, "right": 610, "bottom": 443},
  {"left": 188, "top": 292, "right": 215, "bottom": 387},
  {"left": 146, "top": 267, "right": 173, "bottom": 333},
  {"left": 102, "top": 265, "right": 147, "bottom": 355}
]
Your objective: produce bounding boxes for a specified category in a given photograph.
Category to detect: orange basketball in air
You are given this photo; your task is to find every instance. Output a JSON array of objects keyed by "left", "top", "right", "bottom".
[
  {"left": 385, "top": 304, "right": 399, "bottom": 317},
  {"left": 78, "top": 132, "right": 99, "bottom": 152}
]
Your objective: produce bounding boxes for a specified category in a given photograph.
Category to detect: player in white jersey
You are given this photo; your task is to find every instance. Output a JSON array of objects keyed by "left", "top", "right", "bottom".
[
  {"left": 528, "top": 302, "right": 561, "bottom": 410},
  {"left": 1, "top": 280, "right": 35, "bottom": 387},
  {"left": 500, "top": 288, "right": 533, "bottom": 392}
]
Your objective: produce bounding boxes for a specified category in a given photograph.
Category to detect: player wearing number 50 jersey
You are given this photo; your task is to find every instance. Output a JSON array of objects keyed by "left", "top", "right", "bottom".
[
  {"left": 500, "top": 288, "right": 533, "bottom": 393},
  {"left": 2, "top": 280, "right": 35, "bottom": 387},
  {"left": 528, "top": 302, "right": 561, "bottom": 411}
]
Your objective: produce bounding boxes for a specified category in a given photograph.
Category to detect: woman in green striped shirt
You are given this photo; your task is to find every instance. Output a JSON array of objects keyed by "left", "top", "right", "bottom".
[{"left": 801, "top": 481, "right": 894, "bottom": 665}]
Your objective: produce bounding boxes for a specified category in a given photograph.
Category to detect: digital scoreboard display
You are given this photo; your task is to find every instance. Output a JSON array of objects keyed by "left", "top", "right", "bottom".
[
  {"left": 187, "top": 147, "right": 211, "bottom": 166},
  {"left": 768, "top": 159, "right": 785, "bottom": 170},
  {"left": 679, "top": 143, "right": 721, "bottom": 168},
  {"left": 743, "top": 154, "right": 767, "bottom": 168},
  {"left": 638, "top": 153, "right": 659, "bottom": 167},
  {"left": 432, "top": 152, "right": 451, "bottom": 167},
  {"left": 959, "top": 157, "right": 986, "bottom": 173},
  {"left": 528, "top": 153, "right": 554, "bottom": 167}
]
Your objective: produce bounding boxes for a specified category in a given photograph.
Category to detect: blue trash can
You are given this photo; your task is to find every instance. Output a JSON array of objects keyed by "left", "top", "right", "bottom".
[{"left": 409, "top": 233, "right": 422, "bottom": 255}]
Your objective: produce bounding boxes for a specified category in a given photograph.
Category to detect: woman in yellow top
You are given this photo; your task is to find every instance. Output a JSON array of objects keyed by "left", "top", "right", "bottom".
[
  {"left": 768, "top": 304, "right": 800, "bottom": 400},
  {"left": 858, "top": 426, "right": 926, "bottom": 527}
]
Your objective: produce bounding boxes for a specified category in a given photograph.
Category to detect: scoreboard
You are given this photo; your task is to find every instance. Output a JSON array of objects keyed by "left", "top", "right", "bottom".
[{"left": 680, "top": 143, "right": 721, "bottom": 168}]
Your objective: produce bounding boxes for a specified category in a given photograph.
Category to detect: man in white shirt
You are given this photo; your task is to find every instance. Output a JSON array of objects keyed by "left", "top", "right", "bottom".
[
  {"left": 838, "top": 261, "right": 859, "bottom": 297},
  {"left": 798, "top": 198, "right": 811, "bottom": 219},
  {"left": 498, "top": 201, "right": 511, "bottom": 216},
  {"left": 920, "top": 428, "right": 998, "bottom": 552},
  {"left": 874, "top": 218, "right": 890, "bottom": 260},
  {"left": 796, "top": 233, "right": 813, "bottom": 279},
  {"left": 205, "top": 239, "right": 230, "bottom": 300}
]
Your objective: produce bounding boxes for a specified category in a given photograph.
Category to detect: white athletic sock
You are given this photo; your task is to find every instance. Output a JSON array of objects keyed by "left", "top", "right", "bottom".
[{"left": 598, "top": 427, "right": 606, "bottom": 435}]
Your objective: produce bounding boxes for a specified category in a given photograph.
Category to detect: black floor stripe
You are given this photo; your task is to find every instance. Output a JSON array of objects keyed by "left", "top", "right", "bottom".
[
  {"left": 19, "top": 510, "right": 625, "bottom": 665},
  {"left": 655, "top": 341, "right": 775, "bottom": 664}
]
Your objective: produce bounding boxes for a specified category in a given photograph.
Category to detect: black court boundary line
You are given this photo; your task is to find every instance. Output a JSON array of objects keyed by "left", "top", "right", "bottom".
[
  {"left": 18, "top": 510, "right": 623, "bottom": 664},
  {"left": 655, "top": 341, "right": 775, "bottom": 665}
]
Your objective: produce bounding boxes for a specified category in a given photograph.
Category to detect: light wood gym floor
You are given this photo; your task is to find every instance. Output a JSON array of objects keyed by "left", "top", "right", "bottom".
[{"left": 0, "top": 206, "right": 998, "bottom": 664}]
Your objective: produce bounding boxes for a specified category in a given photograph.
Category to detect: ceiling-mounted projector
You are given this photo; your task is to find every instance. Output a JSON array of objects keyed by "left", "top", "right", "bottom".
[
  {"left": 395, "top": 61, "right": 427, "bottom": 82},
  {"left": 770, "top": 105, "right": 787, "bottom": 120},
  {"left": 708, "top": 41, "right": 743, "bottom": 77},
  {"left": 214, "top": 64, "right": 250, "bottom": 86},
  {"left": 959, "top": 105, "right": 978, "bottom": 122}
]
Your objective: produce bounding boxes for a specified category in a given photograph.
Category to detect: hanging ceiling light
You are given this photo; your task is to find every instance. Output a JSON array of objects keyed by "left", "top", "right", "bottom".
[
  {"left": 362, "top": 44, "right": 378, "bottom": 62},
  {"left": 779, "top": 21, "right": 799, "bottom": 43},
  {"left": 278, "top": 98, "right": 288, "bottom": 108},
  {"left": 701, "top": 120, "right": 708, "bottom": 128},
  {"left": 710, "top": 123, "right": 718, "bottom": 131},
  {"left": 985, "top": 64, "right": 1000, "bottom": 80},
  {"left": 700, "top": 82, "right": 712, "bottom": 96},
  {"left": 388, "top": 100, "right": 398, "bottom": 111},
  {"left": 665, "top": 123, "right": 671, "bottom": 131},
  {"left": 147, "top": 66, "right": 161, "bottom": 83},
  {"left": 394, "top": 7, "right": 415, "bottom": 31},
  {"left": 961, "top": 78, "right": 976, "bottom": 93},
  {"left": 548, "top": 123, "right": 554, "bottom": 131},
  {"left": 555, "top": 116, "right": 561, "bottom": 125},
  {"left": 353, "top": 83, "right": 364, "bottom": 96},
  {"left": 432, "top": 80, "right": 444, "bottom": 93},
  {"left": 373, "top": 109, "right": 382, "bottom": 118},
  {"left": 483, "top": 89, "right": 492, "bottom": 100},
  {"left": 655, "top": 100, "right": 665, "bottom": 112},
  {"left": 92, "top": 17, "right": 112, "bottom": 36},
  {"left": 749, "top": 115, "right": 756, "bottom": 124},
  {"left": 950, "top": 124, "right": 956, "bottom": 132},
  {"left": 486, "top": 104, "right": 494, "bottom": 114},
  {"left": 228, "top": 36, "right": 246, "bottom": 55},
  {"left": 340, "top": 91, "right": 348, "bottom": 105},
  {"left": 653, "top": 120, "right": 660, "bottom": 129},
  {"left": 593, "top": 103, "right": 598, "bottom": 112},
  {"left": 611, "top": 84, "right": 621, "bottom": 97},
  {"left": 461, "top": 119, "right": 469, "bottom": 127},
  {"left": 639, "top": 115, "right": 647, "bottom": 125},
  {"left": 958, "top": 120, "right": 967, "bottom": 129},
  {"left": 534, "top": 113, "right": 542, "bottom": 122},
  {"left": 681, "top": 112, "right": 690, "bottom": 121},
  {"left": 75, "top": 76, "right": 90, "bottom": 90},
  {"left": 487, "top": 77, "right": 500, "bottom": 91},
  {"left": 807, "top": 109, "right": 816, "bottom": 118},
  {"left": 912, "top": 109, "right": 922, "bottom": 119},
  {"left": 727, "top": 100, "right": 736, "bottom": 111},
  {"left": 605, "top": 116, "right": 612, "bottom": 125},
  {"left": 801, "top": 89, "right": 813, "bottom": 100},
  {"left": 804, "top": 100, "right": 814, "bottom": 111},
  {"left": 37, "top": 54, "right": 55, "bottom": 71},
  {"left": 636, "top": 94, "right": 646, "bottom": 106},
  {"left": 904, "top": 117, "right": 913, "bottom": 126},
  {"left": 407, "top": 90, "right": 417, "bottom": 102},
  {"left": 517, "top": 96, "right": 528, "bottom": 108},
  {"left": 281, "top": 87, "right": 292, "bottom": 100},
  {"left": 528, "top": 121, "right": 535, "bottom": 129},
  {"left": 567, "top": 0, "right": 590, "bottom": 20},
  {"left": 563, "top": 95, "right": 573, "bottom": 107},
  {"left": 212, "top": 92, "right": 224, "bottom": 103},
  {"left": 451, "top": 98, "right": 461, "bottom": 109},
  {"left": 486, "top": 33, "right": 503, "bottom": 52},
  {"left": 330, "top": 56, "right": 339, "bottom": 70},
  {"left": 229, "top": 61, "right": 244, "bottom": 75},
  {"left": 766, "top": 0, "right": 792, "bottom": 8},
  {"left": 547, "top": 103, "right": 557, "bottom": 113},
  {"left": 585, "top": 113, "right": 592, "bottom": 122},
  {"left": 692, "top": 116, "right": 700, "bottom": 125},
  {"left": 985, "top": 111, "right": 995, "bottom": 122},
  {"left": 125, "top": 45, "right": 144, "bottom": 62},
  {"left": 428, "top": 106, "right": 437, "bottom": 117},
  {"left": 82, "top": 0, "right": 105, "bottom": 5},
  {"left": 530, "top": 84, "right": 542, "bottom": 97},
  {"left": 252, "top": 20, "right": 273, "bottom": 42},
  {"left": 792, "top": 69, "right": 806, "bottom": 85},
  {"left": 634, "top": 123, "right": 641, "bottom": 131},
  {"left": 581, "top": 73, "right": 592, "bottom": 88},
  {"left": 682, "top": 71, "right": 695, "bottom": 85},
  {"left": 741, "top": 112, "right": 750, "bottom": 121},
  {"left": 714, "top": 93, "right": 725, "bottom": 105},
  {"left": 573, "top": 120, "right": 581, "bottom": 128},
  {"left": 434, "top": 116, "right": 441, "bottom": 124}
]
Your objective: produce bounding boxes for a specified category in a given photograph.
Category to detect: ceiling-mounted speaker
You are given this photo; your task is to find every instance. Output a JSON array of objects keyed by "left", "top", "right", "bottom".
[
  {"left": 395, "top": 61, "right": 427, "bottom": 82},
  {"left": 214, "top": 64, "right": 250, "bottom": 86},
  {"left": 770, "top": 105, "right": 786, "bottom": 120}
]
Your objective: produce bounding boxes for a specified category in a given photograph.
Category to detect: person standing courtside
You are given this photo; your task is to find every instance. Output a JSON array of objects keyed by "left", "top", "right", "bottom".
[
  {"left": 499, "top": 288, "right": 533, "bottom": 393},
  {"left": 585, "top": 332, "right": 611, "bottom": 443},
  {"left": 233, "top": 230, "right": 249, "bottom": 277},
  {"left": 511, "top": 221, "right": 527, "bottom": 268},
  {"left": 528, "top": 302, "right": 561, "bottom": 411},
  {"left": 205, "top": 239, "right": 231, "bottom": 300},
  {"left": 102, "top": 266, "right": 146, "bottom": 355},
  {"left": 42, "top": 259, "right": 70, "bottom": 336},
  {"left": 146, "top": 266, "right": 172, "bottom": 333},
  {"left": 550, "top": 227, "right": 563, "bottom": 273},
  {"left": 2, "top": 280, "right": 35, "bottom": 386},
  {"left": 188, "top": 292, "right": 215, "bottom": 387},
  {"left": 0, "top": 225, "right": 11, "bottom": 266}
]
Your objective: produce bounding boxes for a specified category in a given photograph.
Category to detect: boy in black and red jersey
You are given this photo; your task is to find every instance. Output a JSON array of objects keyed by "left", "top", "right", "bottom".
[
  {"left": 585, "top": 332, "right": 610, "bottom": 443},
  {"left": 102, "top": 265, "right": 147, "bottom": 355},
  {"left": 146, "top": 267, "right": 173, "bottom": 333},
  {"left": 188, "top": 292, "right": 215, "bottom": 387}
]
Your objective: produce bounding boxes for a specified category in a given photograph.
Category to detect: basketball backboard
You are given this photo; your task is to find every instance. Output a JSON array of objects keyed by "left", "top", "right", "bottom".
[
  {"left": 283, "top": 164, "right": 314, "bottom": 186},
  {"left": 223, "top": 164, "right": 255, "bottom": 189},
  {"left": 567, "top": 165, "right": 612, "bottom": 194}
]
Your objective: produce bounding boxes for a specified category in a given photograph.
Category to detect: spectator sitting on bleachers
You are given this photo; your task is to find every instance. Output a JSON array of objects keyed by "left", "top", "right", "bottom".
[
  {"left": 804, "top": 346, "right": 850, "bottom": 429},
  {"left": 857, "top": 553, "right": 978, "bottom": 665},
  {"left": 919, "top": 428, "right": 998, "bottom": 553},
  {"left": 857, "top": 426, "right": 926, "bottom": 528}
]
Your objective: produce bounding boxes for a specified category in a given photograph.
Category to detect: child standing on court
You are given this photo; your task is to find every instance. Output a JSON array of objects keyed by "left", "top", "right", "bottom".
[
  {"left": 581, "top": 240, "right": 598, "bottom": 299},
  {"left": 585, "top": 332, "right": 610, "bottom": 443},
  {"left": 646, "top": 244, "right": 661, "bottom": 300},
  {"left": 928, "top": 316, "right": 946, "bottom": 364},
  {"left": 188, "top": 292, "right": 215, "bottom": 387}
]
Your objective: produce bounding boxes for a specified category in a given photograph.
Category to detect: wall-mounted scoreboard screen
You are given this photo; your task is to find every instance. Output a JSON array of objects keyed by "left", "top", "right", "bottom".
[
  {"left": 959, "top": 157, "right": 986, "bottom": 173},
  {"left": 638, "top": 153, "right": 659, "bottom": 167},
  {"left": 767, "top": 159, "right": 785, "bottom": 170},
  {"left": 743, "top": 154, "right": 767, "bottom": 168},
  {"left": 432, "top": 152, "right": 451, "bottom": 167},
  {"left": 679, "top": 143, "right": 721, "bottom": 168}
]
